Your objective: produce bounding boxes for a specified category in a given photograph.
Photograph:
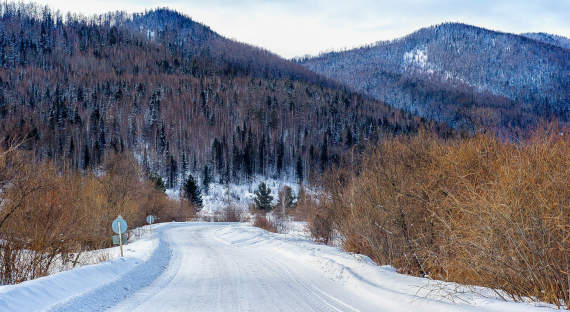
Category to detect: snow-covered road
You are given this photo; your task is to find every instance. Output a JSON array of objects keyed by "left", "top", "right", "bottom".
[
  {"left": 110, "top": 223, "right": 369, "bottom": 312},
  {"left": 0, "top": 223, "right": 557, "bottom": 312}
]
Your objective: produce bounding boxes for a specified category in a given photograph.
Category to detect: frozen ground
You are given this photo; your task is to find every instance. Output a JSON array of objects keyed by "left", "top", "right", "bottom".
[{"left": 0, "top": 222, "right": 558, "bottom": 312}]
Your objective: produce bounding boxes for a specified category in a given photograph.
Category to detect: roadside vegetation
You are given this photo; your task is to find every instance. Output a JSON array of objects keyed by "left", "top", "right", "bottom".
[
  {"left": 300, "top": 125, "right": 569, "bottom": 308},
  {"left": 0, "top": 146, "right": 193, "bottom": 285}
]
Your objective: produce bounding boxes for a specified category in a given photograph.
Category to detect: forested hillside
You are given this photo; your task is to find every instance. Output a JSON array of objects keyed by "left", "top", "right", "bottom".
[
  {"left": 0, "top": 3, "right": 431, "bottom": 188},
  {"left": 521, "top": 32, "right": 570, "bottom": 50},
  {"left": 300, "top": 23, "right": 569, "bottom": 132}
]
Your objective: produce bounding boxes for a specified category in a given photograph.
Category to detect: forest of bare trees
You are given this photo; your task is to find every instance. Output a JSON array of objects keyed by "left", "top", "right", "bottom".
[{"left": 0, "top": 3, "right": 437, "bottom": 189}]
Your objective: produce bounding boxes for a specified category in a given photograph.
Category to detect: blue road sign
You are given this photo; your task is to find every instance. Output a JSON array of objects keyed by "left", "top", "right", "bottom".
[
  {"left": 112, "top": 216, "right": 128, "bottom": 234},
  {"left": 146, "top": 215, "right": 156, "bottom": 224}
]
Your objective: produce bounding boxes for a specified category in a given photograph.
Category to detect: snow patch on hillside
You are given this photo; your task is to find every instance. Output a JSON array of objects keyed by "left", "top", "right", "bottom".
[
  {"left": 402, "top": 46, "right": 501, "bottom": 96},
  {"left": 403, "top": 47, "right": 430, "bottom": 69}
]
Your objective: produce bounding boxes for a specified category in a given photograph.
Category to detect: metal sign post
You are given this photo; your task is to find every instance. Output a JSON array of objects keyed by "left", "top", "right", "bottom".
[
  {"left": 112, "top": 215, "right": 128, "bottom": 257},
  {"left": 146, "top": 215, "right": 156, "bottom": 233}
]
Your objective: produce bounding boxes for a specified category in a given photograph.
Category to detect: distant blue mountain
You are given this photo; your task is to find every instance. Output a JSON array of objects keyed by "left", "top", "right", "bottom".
[{"left": 300, "top": 23, "right": 569, "bottom": 131}]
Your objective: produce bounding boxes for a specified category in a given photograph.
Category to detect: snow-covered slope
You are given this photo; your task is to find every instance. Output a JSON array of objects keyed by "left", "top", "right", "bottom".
[
  {"left": 167, "top": 177, "right": 301, "bottom": 215},
  {"left": 0, "top": 223, "right": 557, "bottom": 312}
]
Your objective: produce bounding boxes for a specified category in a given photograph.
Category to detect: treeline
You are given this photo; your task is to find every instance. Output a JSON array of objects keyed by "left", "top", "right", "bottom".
[
  {"left": 0, "top": 145, "right": 191, "bottom": 285},
  {"left": 303, "top": 124, "right": 569, "bottom": 308},
  {"left": 0, "top": 2, "right": 438, "bottom": 188}
]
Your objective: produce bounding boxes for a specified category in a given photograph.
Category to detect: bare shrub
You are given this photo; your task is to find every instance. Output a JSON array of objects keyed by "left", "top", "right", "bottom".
[
  {"left": 293, "top": 186, "right": 334, "bottom": 243},
  {"left": 160, "top": 195, "right": 196, "bottom": 222},
  {"left": 274, "top": 217, "right": 290, "bottom": 233},
  {"left": 0, "top": 148, "right": 185, "bottom": 285},
  {"left": 217, "top": 205, "right": 245, "bottom": 222},
  {"left": 253, "top": 214, "right": 277, "bottom": 233},
  {"left": 274, "top": 185, "right": 295, "bottom": 218},
  {"left": 306, "top": 198, "right": 334, "bottom": 244},
  {"left": 292, "top": 185, "right": 312, "bottom": 221},
  {"left": 311, "top": 125, "right": 569, "bottom": 308}
]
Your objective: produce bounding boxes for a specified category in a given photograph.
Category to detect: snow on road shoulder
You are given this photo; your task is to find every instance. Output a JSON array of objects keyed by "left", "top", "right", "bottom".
[
  {"left": 213, "top": 223, "right": 558, "bottom": 312},
  {"left": 0, "top": 222, "right": 560, "bottom": 312},
  {"left": 0, "top": 226, "right": 160, "bottom": 312}
]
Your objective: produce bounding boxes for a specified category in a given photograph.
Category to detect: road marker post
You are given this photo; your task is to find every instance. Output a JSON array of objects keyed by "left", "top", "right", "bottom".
[
  {"left": 146, "top": 215, "right": 156, "bottom": 233},
  {"left": 112, "top": 215, "right": 128, "bottom": 257}
]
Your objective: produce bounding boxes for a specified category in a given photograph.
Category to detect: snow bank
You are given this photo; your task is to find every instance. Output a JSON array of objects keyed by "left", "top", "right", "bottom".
[{"left": 0, "top": 226, "right": 160, "bottom": 312}]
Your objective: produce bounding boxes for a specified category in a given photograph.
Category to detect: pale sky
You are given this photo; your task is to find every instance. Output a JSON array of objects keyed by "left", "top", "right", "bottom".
[{"left": 23, "top": 0, "right": 570, "bottom": 59}]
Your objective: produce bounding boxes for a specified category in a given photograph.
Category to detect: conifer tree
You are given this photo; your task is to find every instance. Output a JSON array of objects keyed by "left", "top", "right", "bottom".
[
  {"left": 253, "top": 182, "right": 273, "bottom": 212},
  {"left": 183, "top": 174, "right": 202, "bottom": 208},
  {"left": 149, "top": 173, "right": 166, "bottom": 193},
  {"left": 202, "top": 165, "right": 211, "bottom": 194},
  {"left": 320, "top": 137, "right": 328, "bottom": 172},
  {"left": 296, "top": 157, "right": 304, "bottom": 184},
  {"left": 168, "top": 155, "right": 177, "bottom": 188},
  {"left": 276, "top": 139, "right": 284, "bottom": 177}
]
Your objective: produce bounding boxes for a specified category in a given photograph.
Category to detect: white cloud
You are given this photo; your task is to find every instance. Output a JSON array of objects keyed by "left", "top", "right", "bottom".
[{"left": 30, "top": 0, "right": 570, "bottom": 58}]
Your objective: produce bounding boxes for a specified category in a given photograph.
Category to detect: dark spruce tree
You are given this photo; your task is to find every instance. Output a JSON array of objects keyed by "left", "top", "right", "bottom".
[
  {"left": 276, "top": 139, "right": 284, "bottom": 178},
  {"left": 183, "top": 175, "right": 203, "bottom": 208},
  {"left": 320, "top": 136, "right": 328, "bottom": 172},
  {"left": 232, "top": 141, "right": 242, "bottom": 182},
  {"left": 296, "top": 157, "right": 304, "bottom": 184},
  {"left": 253, "top": 182, "right": 273, "bottom": 212},
  {"left": 168, "top": 155, "right": 177, "bottom": 188},
  {"left": 149, "top": 173, "right": 166, "bottom": 193},
  {"left": 202, "top": 165, "right": 211, "bottom": 195},
  {"left": 212, "top": 138, "right": 224, "bottom": 176}
]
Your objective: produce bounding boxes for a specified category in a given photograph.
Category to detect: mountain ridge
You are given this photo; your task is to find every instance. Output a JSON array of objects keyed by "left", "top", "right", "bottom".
[
  {"left": 300, "top": 22, "right": 569, "bottom": 131},
  {"left": 521, "top": 32, "right": 570, "bottom": 50}
]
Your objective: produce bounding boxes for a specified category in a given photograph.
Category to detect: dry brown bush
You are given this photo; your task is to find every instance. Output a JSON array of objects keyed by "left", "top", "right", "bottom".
[
  {"left": 0, "top": 149, "right": 187, "bottom": 284},
  {"left": 253, "top": 213, "right": 277, "bottom": 233},
  {"left": 293, "top": 186, "right": 334, "bottom": 242},
  {"left": 291, "top": 186, "right": 313, "bottom": 221},
  {"left": 309, "top": 126, "right": 569, "bottom": 308}
]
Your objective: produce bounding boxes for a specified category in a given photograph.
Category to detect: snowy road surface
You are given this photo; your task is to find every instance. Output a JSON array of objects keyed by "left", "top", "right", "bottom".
[{"left": 0, "top": 223, "right": 557, "bottom": 312}]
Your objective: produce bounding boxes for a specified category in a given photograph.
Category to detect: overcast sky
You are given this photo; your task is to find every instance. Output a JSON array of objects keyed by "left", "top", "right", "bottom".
[{"left": 25, "top": 0, "right": 570, "bottom": 58}]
